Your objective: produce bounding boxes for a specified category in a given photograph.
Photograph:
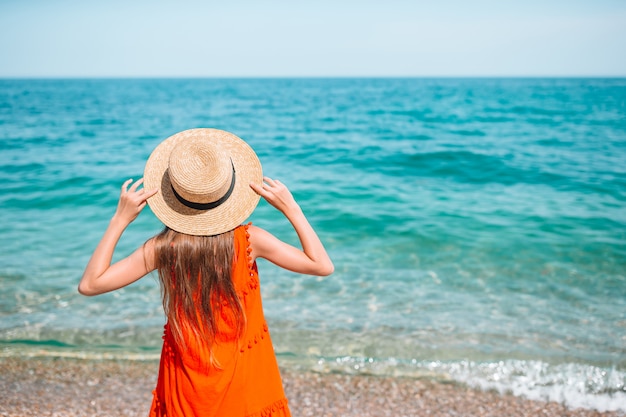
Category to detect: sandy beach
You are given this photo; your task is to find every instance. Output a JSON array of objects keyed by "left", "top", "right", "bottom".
[{"left": 0, "top": 356, "right": 622, "bottom": 417}]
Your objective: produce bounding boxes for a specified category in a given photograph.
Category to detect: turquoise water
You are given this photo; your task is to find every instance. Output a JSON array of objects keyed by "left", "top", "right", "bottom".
[{"left": 1, "top": 78, "right": 625, "bottom": 411}]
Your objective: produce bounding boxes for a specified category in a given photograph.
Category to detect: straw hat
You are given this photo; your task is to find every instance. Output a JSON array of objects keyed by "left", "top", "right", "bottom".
[{"left": 143, "top": 128, "right": 262, "bottom": 236}]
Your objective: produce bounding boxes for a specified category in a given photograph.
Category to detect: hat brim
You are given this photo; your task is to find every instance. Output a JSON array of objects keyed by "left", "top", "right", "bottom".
[{"left": 143, "top": 128, "right": 262, "bottom": 236}]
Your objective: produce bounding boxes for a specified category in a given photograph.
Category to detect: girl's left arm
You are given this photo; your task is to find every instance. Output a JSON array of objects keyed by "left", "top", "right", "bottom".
[{"left": 78, "top": 179, "right": 158, "bottom": 296}]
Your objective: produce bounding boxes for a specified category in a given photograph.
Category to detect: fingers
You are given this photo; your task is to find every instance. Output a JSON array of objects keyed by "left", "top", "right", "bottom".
[
  {"left": 121, "top": 179, "right": 133, "bottom": 193},
  {"left": 115, "top": 178, "right": 157, "bottom": 225},
  {"left": 129, "top": 178, "right": 144, "bottom": 193},
  {"left": 262, "top": 177, "right": 285, "bottom": 190},
  {"left": 144, "top": 187, "right": 159, "bottom": 199},
  {"left": 251, "top": 177, "right": 278, "bottom": 195},
  {"left": 121, "top": 178, "right": 157, "bottom": 197},
  {"left": 262, "top": 177, "right": 276, "bottom": 188},
  {"left": 249, "top": 181, "right": 263, "bottom": 196},
  {"left": 251, "top": 177, "right": 289, "bottom": 204}
]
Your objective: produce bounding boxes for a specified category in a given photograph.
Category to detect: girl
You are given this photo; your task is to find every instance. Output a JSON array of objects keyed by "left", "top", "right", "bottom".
[{"left": 79, "top": 128, "right": 333, "bottom": 417}]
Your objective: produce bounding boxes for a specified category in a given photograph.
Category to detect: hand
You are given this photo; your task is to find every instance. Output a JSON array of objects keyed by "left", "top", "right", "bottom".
[
  {"left": 250, "top": 177, "right": 300, "bottom": 215},
  {"left": 248, "top": 177, "right": 334, "bottom": 276},
  {"left": 113, "top": 178, "right": 158, "bottom": 225}
]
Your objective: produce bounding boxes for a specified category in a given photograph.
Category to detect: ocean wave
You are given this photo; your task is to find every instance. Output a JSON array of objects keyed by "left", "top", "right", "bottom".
[
  {"left": 305, "top": 356, "right": 626, "bottom": 413},
  {"left": 3, "top": 343, "right": 621, "bottom": 413}
]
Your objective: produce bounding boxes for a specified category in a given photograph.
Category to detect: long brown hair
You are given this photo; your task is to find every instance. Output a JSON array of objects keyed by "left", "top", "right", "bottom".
[{"left": 152, "top": 227, "right": 246, "bottom": 357}]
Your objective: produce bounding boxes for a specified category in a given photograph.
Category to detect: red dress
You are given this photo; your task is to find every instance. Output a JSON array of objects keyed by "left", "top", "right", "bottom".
[{"left": 149, "top": 224, "right": 291, "bottom": 417}]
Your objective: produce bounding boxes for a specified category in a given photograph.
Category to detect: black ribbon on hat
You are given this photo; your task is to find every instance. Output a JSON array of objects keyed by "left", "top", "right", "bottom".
[{"left": 171, "top": 160, "right": 236, "bottom": 211}]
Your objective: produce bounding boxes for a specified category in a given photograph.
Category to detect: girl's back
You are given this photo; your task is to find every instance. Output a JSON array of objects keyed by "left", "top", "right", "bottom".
[{"left": 150, "top": 225, "right": 289, "bottom": 417}]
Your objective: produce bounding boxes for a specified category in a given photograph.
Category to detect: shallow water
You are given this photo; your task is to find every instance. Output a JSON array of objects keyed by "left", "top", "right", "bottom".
[{"left": 1, "top": 78, "right": 625, "bottom": 411}]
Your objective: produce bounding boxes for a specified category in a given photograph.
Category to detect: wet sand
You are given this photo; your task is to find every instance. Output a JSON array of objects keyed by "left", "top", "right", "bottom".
[{"left": 0, "top": 357, "right": 622, "bottom": 417}]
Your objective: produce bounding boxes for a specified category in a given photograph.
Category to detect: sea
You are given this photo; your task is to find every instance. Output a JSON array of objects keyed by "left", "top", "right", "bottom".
[{"left": 0, "top": 78, "right": 625, "bottom": 412}]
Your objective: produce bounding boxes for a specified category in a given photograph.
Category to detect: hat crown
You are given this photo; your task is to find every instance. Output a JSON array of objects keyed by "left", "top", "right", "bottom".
[
  {"left": 144, "top": 128, "right": 262, "bottom": 236},
  {"left": 168, "top": 137, "right": 233, "bottom": 204}
]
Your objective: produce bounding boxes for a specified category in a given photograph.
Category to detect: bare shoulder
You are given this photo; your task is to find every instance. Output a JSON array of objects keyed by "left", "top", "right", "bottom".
[
  {"left": 247, "top": 224, "right": 272, "bottom": 246},
  {"left": 246, "top": 224, "right": 279, "bottom": 260},
  {"left": 247, "top": 224, "right": 266, "bottom": 237}
]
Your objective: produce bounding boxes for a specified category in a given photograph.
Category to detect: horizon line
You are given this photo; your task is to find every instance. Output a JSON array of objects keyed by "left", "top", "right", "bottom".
[{"left": 1, "top": 75, "right": 626, "bottom": 80}]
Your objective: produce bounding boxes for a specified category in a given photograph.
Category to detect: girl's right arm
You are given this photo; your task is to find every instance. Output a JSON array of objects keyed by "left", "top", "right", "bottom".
[
  {"left": 78, "top": 179, "right": 158, "bottom": 296},
  {"left": 249, "top": 177, "right": 334, "bottom": 276}
]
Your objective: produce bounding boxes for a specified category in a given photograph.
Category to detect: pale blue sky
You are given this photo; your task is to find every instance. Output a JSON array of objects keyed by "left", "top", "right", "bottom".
[{"left": 1, "top": 0, "right": 625, "bottom": 77}]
